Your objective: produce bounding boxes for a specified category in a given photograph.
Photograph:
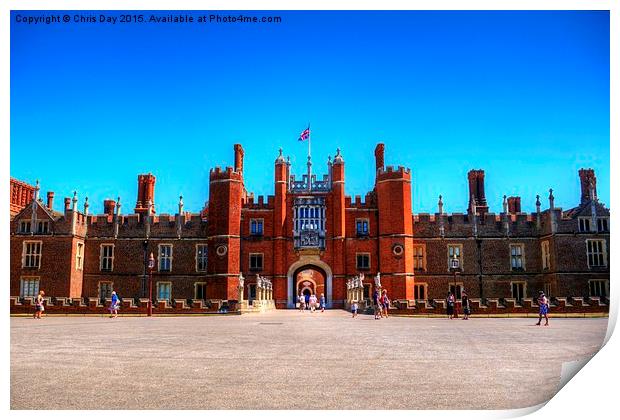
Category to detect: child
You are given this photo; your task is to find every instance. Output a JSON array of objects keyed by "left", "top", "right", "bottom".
[
  {"left": 319, "top": 293, "right": 326, "bottom": 312},
  {"left": 351, "top": 300, "right": 359, "bottom": 318}
]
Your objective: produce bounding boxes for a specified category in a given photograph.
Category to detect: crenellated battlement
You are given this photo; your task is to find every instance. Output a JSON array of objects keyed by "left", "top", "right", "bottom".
[
  {"left": 376, "top": 165, "right": 411, "bottom": 181},
  {"left": 344, "top": 193, "right": 377, "bottom": 209},
  {"left": 243, "top": 194, "right": 275, "bottom": 209},
  {"left": 209, "top": 166, "right": 243, "bottom": 182}
]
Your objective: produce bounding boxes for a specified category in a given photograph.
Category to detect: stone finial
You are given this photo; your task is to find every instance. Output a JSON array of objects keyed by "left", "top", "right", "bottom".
[
  {"left": 275, "top": 147, "right": 286, "bottom": 164},
  {"left": 535, "top": 195, "right": 541, "bottom": 212},
  {"left": 470, "top": 194, "right": 477, "bottom": 214},
  {"left": 115, "top": 197, "right": 122, "bottom": 216},
  {"left": 589, "top": 179, "right": 597, "bottom": 202},
  {"left": 548, "top": 188, "right": 555, "bottom": 207},
  {"left": 502, "top": 195, "right": 507, "bottom": 213},
  {"left": 72, "top": 191, "right": 78, "bottom": 210},
  {"left": 333, "top": 148, "right": 344, "bottom": 163},
  {"left": 286, "top": 155, "right": 291, "bottom": 165},
  {"left": 84, "top": 196, "right": 89, "bottom": 215},
  {"left": 438, "top": 195, "right": 444, "bottom": 214},
  {"left": 328, "top": 155, "right": 332, "bottom": 165},
  {"left": 178, "top": 195, "right": 184, "bottom": 211},
  {"left": 34, "top": 180, "right": 40, "bottom": 200}
]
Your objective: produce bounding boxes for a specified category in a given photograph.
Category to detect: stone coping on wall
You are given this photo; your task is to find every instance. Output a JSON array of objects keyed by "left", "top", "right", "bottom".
[
  {"left": 386, "top": 297, "right": 609, "bottom": 316},
  {"left": 9, "top": 296, "right": 241, "bottom": 315},
  {"left": 11, "top": 296, "right": 608, "bottom": 316}
]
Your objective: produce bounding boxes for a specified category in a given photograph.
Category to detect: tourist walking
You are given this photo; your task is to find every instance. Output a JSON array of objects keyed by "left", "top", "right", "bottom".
[
  {"left": 109, "top": 291, "right": 120, "bottom": 318},
  {"left": 536, "top": 291, "right": 549, "bottom": 326},
  {"left": 351, "top": 300, "right": 359, "bottom": 318},
  {"left": 461, "top": 291, "right": 470, "bottom": 320},
  {"left": 446, "top": 292, "right": 455, "bottom": 319},
  {"left": 309, "top": 294, "right": 317, "bottom": 312},
  {"left": 373, "top": 289, "right": 381, "bottom": 319},
  {"left": 305, "top": 292, "right": 310, "bottom": 311},
  {"left": 298, "top": 293, "right": 305, "bottom": 312},
  {"left": 319, "top": 293, "right": 326, "bottom": 312},
  {"left": 381, "top": 289, "right": 390, "bottom": 318},
  {"left": 33, "top": 290, "right": 45, "bottom": 319}
]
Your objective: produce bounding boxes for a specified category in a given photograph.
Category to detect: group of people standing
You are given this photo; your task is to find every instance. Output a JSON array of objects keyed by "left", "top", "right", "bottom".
[
  {"left": 298, "top": 292, "right": 326, "bottom": 313},
  {"left": 446, "top": 291, "right": 471, "bottom": 320},
  {"left": 351, "top": 288, "right": 390, "bottom": 319}
]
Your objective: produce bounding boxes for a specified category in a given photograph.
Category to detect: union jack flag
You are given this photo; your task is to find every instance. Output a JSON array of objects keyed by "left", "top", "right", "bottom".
[{"left": 298, "top": 126, "right": 310, "bottom": 142}]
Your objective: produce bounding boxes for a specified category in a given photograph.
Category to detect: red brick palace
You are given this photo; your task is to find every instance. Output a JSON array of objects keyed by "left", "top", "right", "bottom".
[{"left": 10, "top": 143, "right": 610, "bottom": 309}]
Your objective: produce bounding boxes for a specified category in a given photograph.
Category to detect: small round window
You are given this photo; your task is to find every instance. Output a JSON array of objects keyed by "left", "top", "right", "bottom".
[
  {"left": 392, "top": 244, "right": 404, "bottom": 256},
  {"left": 216, "top": 245, "right": 228, "bottom": 257}
]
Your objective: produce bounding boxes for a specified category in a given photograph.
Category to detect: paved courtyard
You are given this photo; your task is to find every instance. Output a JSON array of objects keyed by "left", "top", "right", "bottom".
[{"left": 11, "top": 310, "right": 608, "bottom": 410}]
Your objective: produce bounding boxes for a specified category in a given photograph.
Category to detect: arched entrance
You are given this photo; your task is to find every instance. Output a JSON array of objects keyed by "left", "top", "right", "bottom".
[
  {"left": 295, "top": 266, "right": 326, "bottom": 302},
  {"left": 287, "top": 257, "right": 333, "bottom": 308}
]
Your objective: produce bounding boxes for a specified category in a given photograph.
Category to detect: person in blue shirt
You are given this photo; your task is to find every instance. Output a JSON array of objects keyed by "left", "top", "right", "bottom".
[
  {"left": 110, "top": 291, "right": 120, "bottom": 318},
  {"left": 319, "top": 293, "right": 326, "bottom": 312}
]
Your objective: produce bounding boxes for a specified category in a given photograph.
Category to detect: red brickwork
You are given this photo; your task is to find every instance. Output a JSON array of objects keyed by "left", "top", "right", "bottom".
[{"left": 10, "top": 143, "right": 610, "bottom": 313}]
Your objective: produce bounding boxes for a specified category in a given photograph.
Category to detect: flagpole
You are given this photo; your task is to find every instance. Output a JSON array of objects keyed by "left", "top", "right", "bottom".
[
  {"left": 307, "top": 123, "right": 312, "bottom": 192},
  {"left": 308, "top": 123, "right": 311, "bottom": 160}
]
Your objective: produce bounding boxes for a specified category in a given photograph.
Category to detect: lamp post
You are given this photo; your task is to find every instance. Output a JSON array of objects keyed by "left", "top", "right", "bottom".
[
  {"left": 450, "top": 258, "right": 461, "bottom": 297},
  {"left": 147, "top": 252, "right": 155, "bottom": 316}
]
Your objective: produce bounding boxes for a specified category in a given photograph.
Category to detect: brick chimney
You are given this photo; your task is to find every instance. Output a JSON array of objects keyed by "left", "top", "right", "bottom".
[
  {"left": 578, "top": 168, "right": 597, "bottom": 204},
  {"left": 467, "top": 169, "right": 489, "bottom": 215},
  {"left": 234, "top": 144, "right": 244, "bottom": 174},
  {"left": 134, "top": 173, "right": 156, "bottom": 214},
  {"left": 104, "top": 199, "right": 116, "bottom": 216},
  {"left": 46, "top": 191, "right": 54, "bottom": 210},
  {"left": 374, "top": 143, "right": 385, "bottom": 172},
  {"left": 64, "top": 197, "right": 71, "bottom": 211},
  {"left": 507, "top": 196, "right": 521, "bottom": 214}
]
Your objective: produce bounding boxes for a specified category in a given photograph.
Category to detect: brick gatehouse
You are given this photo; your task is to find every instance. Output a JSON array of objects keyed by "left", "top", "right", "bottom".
[{"left": 10, "top": 143, "right": 610, "bottom": 309}]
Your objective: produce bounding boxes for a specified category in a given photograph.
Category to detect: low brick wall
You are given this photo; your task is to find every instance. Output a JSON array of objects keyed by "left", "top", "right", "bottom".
[
  {"left": 10, "top": 296, "right": 241, "bottom": 315},
  {"left": 11, "top": 296, "right": 609, "bottom": 316},
  {"left": 388, "top": 297, "right": 609, "bottom": 316}
]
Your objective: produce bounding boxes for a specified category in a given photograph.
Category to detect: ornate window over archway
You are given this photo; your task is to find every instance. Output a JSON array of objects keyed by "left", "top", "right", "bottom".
[{"left": 293, "top": 196, "right": 326, "bottom": 250}]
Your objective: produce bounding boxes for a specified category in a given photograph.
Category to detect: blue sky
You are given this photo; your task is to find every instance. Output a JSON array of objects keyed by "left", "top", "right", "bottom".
[{"left": 11, "top": 10, "right": 609, "bottom": 215}]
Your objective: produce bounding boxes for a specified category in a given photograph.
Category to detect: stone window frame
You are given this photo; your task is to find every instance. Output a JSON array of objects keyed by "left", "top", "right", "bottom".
[
  {"left": 355, "top": 218, "right": 370, "bottom": 236},
  {"left": 75, "top": 242, "right": 85, "bottom": 271},
  {"left": 578, "top": 217, "right": 591, "bottom": 233},
  {"left": 22, "top": 240, "right": 42, "bottom": 269},
  {"left": 249, "top": 253, "right": 264, "bottom": 271},
  {"left": 413, "top": 244, "right": 426, "bottom": 271},
  {"left": 250, "top": 218, "right": 264, "bottom": 236},
  {"left": 158, "top": 243, "right": 173, "bottom": 272},
  {"left": 588, "top": 279, "right": 608, "bottom": 298},
  {"left": 18, "top": 220, "right": 31, "bottom": 234},
  {"left": 100, "top": 243, "right": 115, "bottom": 272},
  {"left": 509, "top": 243, "right": 526, "bottom": 271},
  {"left": 414, "top": 283, "right": 427, "bottom": 300},
  {"left": 194, "top": 282, "right": 207, "bottom": 300},
  {"left": 586, "top": 239, "right": 607, "bottom": 268},
  {"left": 36, "top": 220, "right": 49, "bottom": 234},
  {"left": 449, "top": 282, "right": 465, "bottom": 300},
  {"left": 597, "top": 217, "right": 609, "bottom": 233},
  {"left": 356, "top": 252, "right": 371, "bottom": 270},
  {"left": 20, "top": 276, "right": 40, "bottom": 297},
  {"left": 541, "top": 240, "right": 550, "bottom": 270},
  {"left": 510, "top": 281, "right": 527, "bottom": 301},
  {"left": 195, "top": 244, "right": 208, "bottom": 272},
  {"left": 446, "top": 243, "right": 463, "bottom": 271},
  {"left": 98, "top": 281, "right": 113, "bottom": 301},
  {"left": 156, "top": 281, "right": 172, "bottom": 301}
]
